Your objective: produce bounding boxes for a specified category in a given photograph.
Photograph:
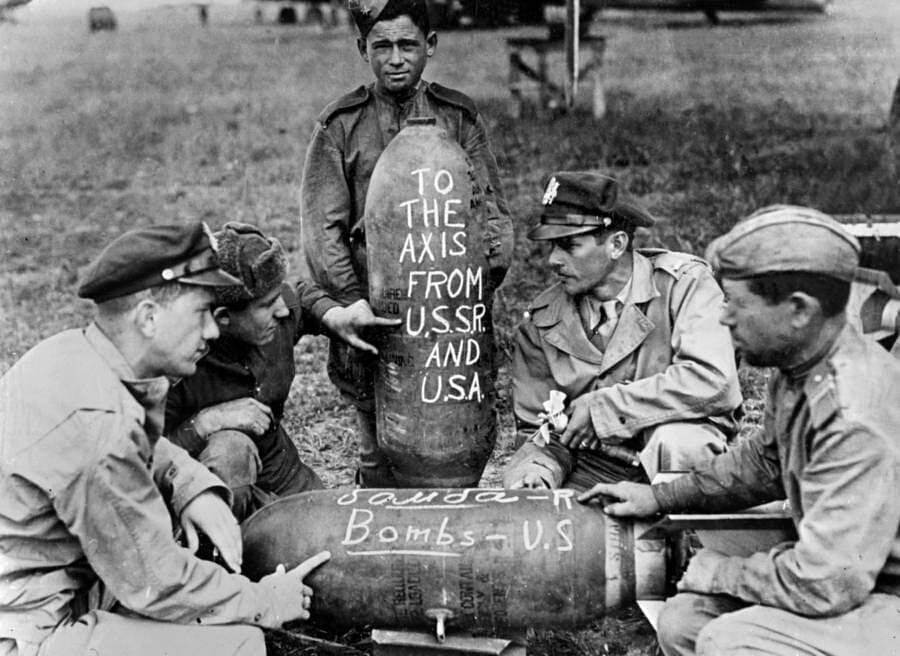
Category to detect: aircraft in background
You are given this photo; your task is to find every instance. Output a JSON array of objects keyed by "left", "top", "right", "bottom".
[
  {"left": 432, "top": 0, "right": 832, "bottom": 28},
  {"left": 0, "top": 0, "right": 32, "bottom": 23}
]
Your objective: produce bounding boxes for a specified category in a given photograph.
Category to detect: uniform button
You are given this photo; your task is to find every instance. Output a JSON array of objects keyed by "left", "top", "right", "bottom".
[
  {"left": 254, "top": 613, "right": 262, "bottom": 623},
  {"left": 813, "top": 375, "right": 822, "bottom": 382},
  {"left": 618, "top": 416, "right": 627, "bottom": 424}
]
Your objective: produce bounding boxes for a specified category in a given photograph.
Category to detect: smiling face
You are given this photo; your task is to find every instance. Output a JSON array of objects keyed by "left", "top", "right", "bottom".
[
  {"left": 719, "top": 278, "right": 798, "bottom": 367},
  {"left": 219, "top": 285, "right": 289, "bottom": 347},
  {"left": 146, "top": 286, "right": 220, "bottom": 377},
  {"left": 546, "top": 230, "right": 629, "bottom": 299},
  {"left": 358, "top": 14, "right": 436, "bottom": 97}
]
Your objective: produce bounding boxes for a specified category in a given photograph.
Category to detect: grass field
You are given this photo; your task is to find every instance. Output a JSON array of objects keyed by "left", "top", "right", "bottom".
[{"left": 2, "top": 1, "right": 899, "bottom": 653}]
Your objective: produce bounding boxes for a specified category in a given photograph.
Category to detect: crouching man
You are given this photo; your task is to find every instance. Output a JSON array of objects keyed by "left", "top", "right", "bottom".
[
  {"left": 583, "top": 206, "right": 900, "bottom": 656},
  {"left": 503, "top": 172, "right": 742, "bottom": 491},
  {"left": 0, "top": 223, "right": 329, "bottom": 656},
  {"left": 165, "top": 222, "right": 323, "bottom": 521}
]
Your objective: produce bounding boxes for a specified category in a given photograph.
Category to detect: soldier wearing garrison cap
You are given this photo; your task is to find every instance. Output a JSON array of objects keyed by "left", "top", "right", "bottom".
[
  {"left": 165, "top": 222, "right": 324, "bottom": 523},
  {"left": 299, "top": 0, "right": 514, "bottom": 486},
  {"left": 583, "top": 205, "right": 900, "bottom": 656},
  {"left": 0, "top": 223, "right": 331, "bottom": 656},
  {"left": 503, "top": 172, "right": 742, "bottom": 491}
]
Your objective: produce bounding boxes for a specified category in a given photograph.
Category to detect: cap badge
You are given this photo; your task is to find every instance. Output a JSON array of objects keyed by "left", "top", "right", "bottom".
[
  {"left": 542, "top": 177, "right": 560, "bottom": 205},
  {"left": 349, "top": 0, "right": 370, "bottom": 15},
  {"left": 202, "top": 221, "right": 219, "bottom": 252}
]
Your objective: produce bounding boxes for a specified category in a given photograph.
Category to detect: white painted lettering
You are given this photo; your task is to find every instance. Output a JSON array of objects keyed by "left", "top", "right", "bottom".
[{"left": 342, "top": 508, "right": 374, "bottom": 545}]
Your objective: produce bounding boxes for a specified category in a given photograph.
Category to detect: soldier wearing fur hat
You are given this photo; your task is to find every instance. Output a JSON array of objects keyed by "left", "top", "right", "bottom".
[
  {"left": 0, "top": 223, "right": 330, "bottom": 656},
  {"left": 583, "top": 206, "right": 900, "bottom": 656},
  {"left": 503, "top": 171, "right": 742, "bottom": 490},
  {"left": 299, "top": 0, "right": 514, "bottom": 486},
  {"left": 165, "top": 222, "right": 324, "bottom": 523}
]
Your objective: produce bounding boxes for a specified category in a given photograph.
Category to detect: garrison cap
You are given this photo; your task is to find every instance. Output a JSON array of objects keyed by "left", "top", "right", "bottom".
[
  {"left": 78, "top": 222, "right": 243, "bottom": 302},
  {"left": 349, "top": 0, "right": 428, "bottom": 36},
  {"left": 528, "top": 172, "right": 656, "bottom": 241},
  {"left": 213, "top": 222, "right": 287, "bottom": 306},
  {"left": 705, "top": 205, "right": 860, "bottom": 282}
]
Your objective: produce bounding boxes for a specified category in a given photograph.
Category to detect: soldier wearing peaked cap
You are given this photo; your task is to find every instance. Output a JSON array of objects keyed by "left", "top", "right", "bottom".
[
  {"left": 165, "top": 222, "right": 324, "bottom": 524},
  {"left": 299, "top": 0, "right": 514, "bottom": 486},
  {"left": 503, "top": 171, "right": 742, "bottom": 491},
  {"left": 583, "top": 205, "right": 900, "bottom": 656},
  {"left": 0, "top": 223, "right": 331, "bottom": 656}
]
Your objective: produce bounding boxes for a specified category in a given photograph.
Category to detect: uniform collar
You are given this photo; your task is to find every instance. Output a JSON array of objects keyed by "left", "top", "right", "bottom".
[
  {"left": 782, "top": 320, "right": 846, "bottom": 383},
  {"left": 529, "top": 252, "right": 659, "bottom": 368},
  {"left": 372, "top": 79, "right": 424, "bottom": 106},
  {"left": 84, "top": 323, "right": 170, "bottom": 438}
]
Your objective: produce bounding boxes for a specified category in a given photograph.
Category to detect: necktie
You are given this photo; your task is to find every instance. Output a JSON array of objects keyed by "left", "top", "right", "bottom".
[{"left": 593, "top": 300, "right": 619, "bottom": 350}]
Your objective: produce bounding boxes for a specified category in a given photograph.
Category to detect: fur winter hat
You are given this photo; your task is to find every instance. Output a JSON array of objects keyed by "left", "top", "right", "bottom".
[{"left": 213, "top": 222, "right": 287, "bottom": 306}]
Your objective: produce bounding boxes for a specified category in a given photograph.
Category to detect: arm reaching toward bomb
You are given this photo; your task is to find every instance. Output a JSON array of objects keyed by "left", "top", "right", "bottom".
[
  {"left": 257, "top": 551, "right": 332, "bottom": 626},
  {"left": 321, "top": 299, "right": 402, "bottom": 355},
  {"left": 577, "top": 481, "right": 661, "bottom": 517}
]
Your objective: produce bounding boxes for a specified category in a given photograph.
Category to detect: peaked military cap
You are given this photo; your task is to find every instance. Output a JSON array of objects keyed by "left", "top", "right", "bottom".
[
  {"left": 78, "top": 222, "right": 243, "bottom": 302},
  {"left": 349, "top": 0, "right": 428, "bottom": 36},
  {"left": 705, "top": 205, "right": 860, "bottom": 281},
  {"left": 528, "top": 171, "right": 655, "bottom": 241},
  {"left": 213, "top": 222, "right": 287, "bottom": 306}
]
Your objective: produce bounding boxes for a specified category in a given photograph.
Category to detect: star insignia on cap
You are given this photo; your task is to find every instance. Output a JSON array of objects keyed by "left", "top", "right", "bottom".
[
  {"left": 202, "top": 221, "right": 219, "bottom": 252},
  {"left": 349, "top": 0, "right": 370, "bottom": 14},
  {"left": 542, "top": 177, "right": 560, "bottom": 205}
]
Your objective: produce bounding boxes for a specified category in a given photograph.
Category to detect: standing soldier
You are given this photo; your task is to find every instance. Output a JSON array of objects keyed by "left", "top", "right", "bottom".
[
  {"left": 299, "top": 0, "right": 514, "bottom": 486},
  {"left": 503, "top": 172, "right": 742, "bottom": 490},
  {"left": 583, "top": 206, "right": 900, "bottom": 656},
  {"left": 0, "top": 224, "right": 329, "bottom": 656}
]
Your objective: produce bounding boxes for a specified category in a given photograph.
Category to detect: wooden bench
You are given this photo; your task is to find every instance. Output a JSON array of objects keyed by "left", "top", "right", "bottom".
[{"left": 506, "top": 34, "right": 607, "bottom": 119}]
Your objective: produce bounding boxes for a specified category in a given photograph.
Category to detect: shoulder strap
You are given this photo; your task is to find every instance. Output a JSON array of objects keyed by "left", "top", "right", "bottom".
[
  {"left": 317, "top": 85, "right": 371, "bottom": 125},
  {"left": 426, "top": 82, "right": 478, "bottom": 120}
]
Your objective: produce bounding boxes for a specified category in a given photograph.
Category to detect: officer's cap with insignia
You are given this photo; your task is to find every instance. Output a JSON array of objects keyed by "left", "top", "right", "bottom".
[
  {"left": 528, "top": 171, "right": 656, "bottom": 241},
  {"left": 705, "top": 205, "right": 860, "bottom": 282},
  {"left": 78, "top": 222, "right": 243, "bottom": 303},
  {"left": 349, "top": 0, "right": 430, "bottom": 37}
]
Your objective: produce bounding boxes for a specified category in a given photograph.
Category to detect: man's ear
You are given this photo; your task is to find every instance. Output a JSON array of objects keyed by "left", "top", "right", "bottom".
[
  {"left": 213, "top": 306, "right": 231, "bottom": 327},
  {"left": 787, "top": 291, "right": 819, "bottom": 329},
  {"left": 357, "top": 37, "right": 368, "bottom": 61},
  {"left": 133, "top": 299, "right": 159, "bottom": 338},
  {"left": 425, "top": 31, "right": 438, "bottom": 56},
  {"left": 608, "top": 230, "right": 629, "bottom": 260}
]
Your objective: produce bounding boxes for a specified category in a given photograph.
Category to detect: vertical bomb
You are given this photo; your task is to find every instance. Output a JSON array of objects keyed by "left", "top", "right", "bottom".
[
  {"left": 365, "top": 119, "right": 497, "bottom": 487},
  {"left": 242, "top": 488, "right": 666, "bottom": 634}
]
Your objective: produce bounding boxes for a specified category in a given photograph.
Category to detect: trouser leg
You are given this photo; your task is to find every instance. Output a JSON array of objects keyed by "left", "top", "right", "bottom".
[
  {"left": 639, "top": 420, "right": 727, "bottom": 480},
  {"left": 697, "top": 592, "right": 900, "bottom": 655},
  {"left": 255, "top": 424, "right": 324, "bottom": 496},
  {"left": 36, "top": 610, "right": 265, "bottom": 656},
  {"left": 354, "top": 406, "right": 397, "bottom": 488},
  {"left": 199, "top": 429, "right": 268, "bottom": 521},
  {"left": 657, "top": 592, "right": 747, "bottom": 656}
]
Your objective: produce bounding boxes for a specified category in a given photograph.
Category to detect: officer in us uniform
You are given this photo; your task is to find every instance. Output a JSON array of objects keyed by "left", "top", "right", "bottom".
[
  {"left": 0, "top": 224, "right": 329, "bottom": 656},
  {"left": 503, "top": 172, "right": 742, "bottom": 490},
  {"left": 298, "top": 0, "right": 514, "bottom": 486}
]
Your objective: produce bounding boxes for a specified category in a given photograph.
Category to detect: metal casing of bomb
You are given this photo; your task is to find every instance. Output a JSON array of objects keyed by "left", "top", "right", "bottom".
[
  {"left": 364, "top": 118, "right": 497, "bottom": 487},
  {"left": 241, "top": 488, "right": 666, "bottom": 635}
]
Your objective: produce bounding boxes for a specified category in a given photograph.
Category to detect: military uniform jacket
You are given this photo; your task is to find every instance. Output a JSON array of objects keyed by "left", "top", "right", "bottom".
[
  {"left": 0, "top": 325, "right": 286, "bottom": 648},
  {"left": 298, "top": 81, "right": 514, "bottom": 403},
  {"left": 508, "top": 250, "right": 742, "bottom": 484},
  {"left": 654, "top": 324, "right": 900, "bottom": 615},
  {"left": 164, "top": 284, "right": 309, "bottom": 453}
]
